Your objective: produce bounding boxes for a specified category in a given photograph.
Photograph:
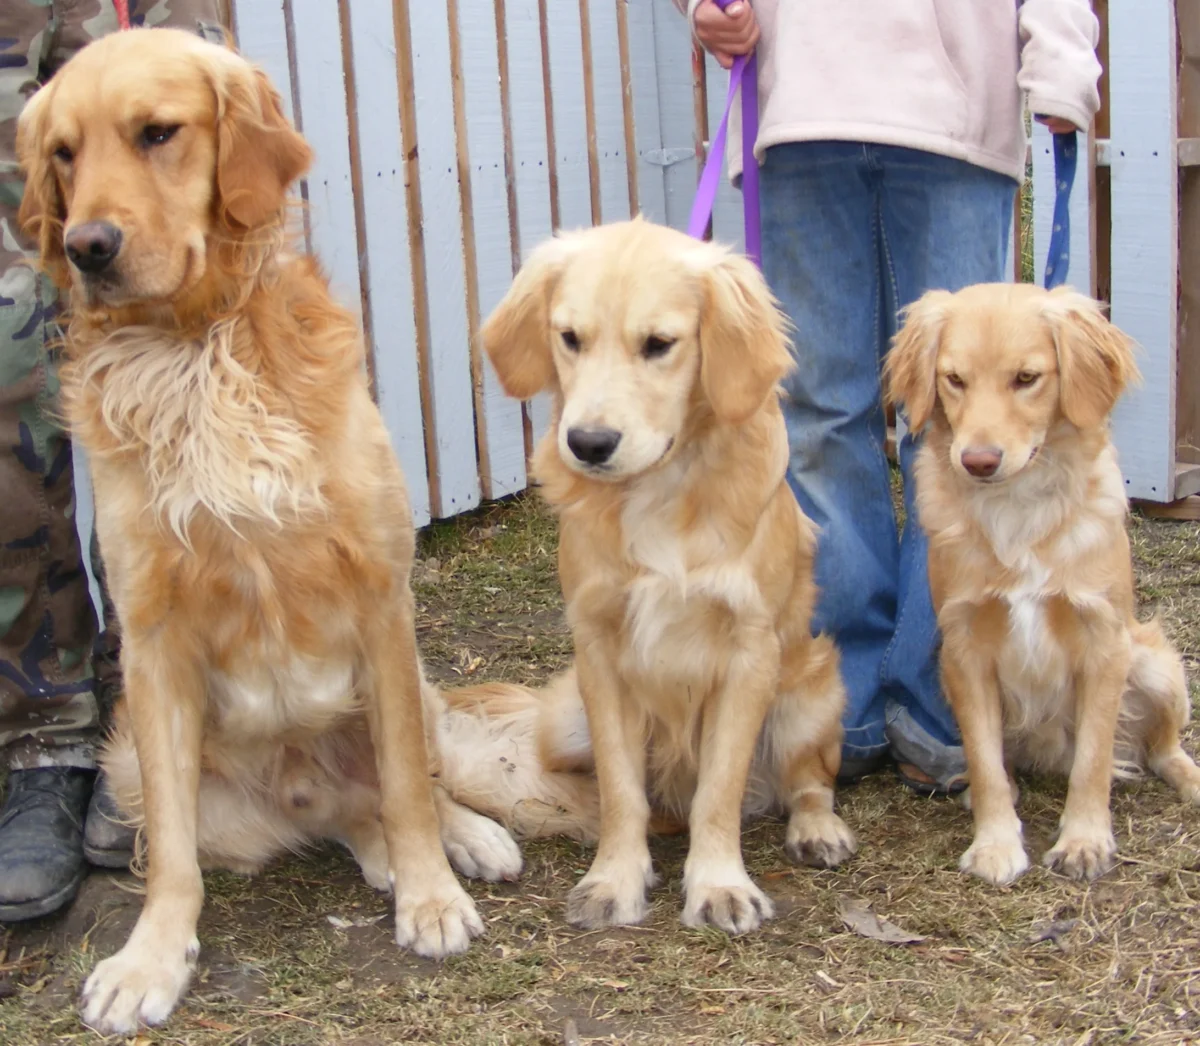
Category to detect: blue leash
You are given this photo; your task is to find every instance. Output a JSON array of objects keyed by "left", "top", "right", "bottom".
[{"left": 1043, "top": 132, "right": 1078, "bottom": 290}]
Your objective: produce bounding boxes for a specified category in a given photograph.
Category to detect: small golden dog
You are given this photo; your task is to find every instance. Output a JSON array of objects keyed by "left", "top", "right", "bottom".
[
  {"left": 481, "top": 219, "right": 855, "bottom": 934},
  {"left": 885, "top": 282, "right": 1200, "bottom": 886},
  {"left": 17, "top": 29, "right": 595, "bottom": 1033}
]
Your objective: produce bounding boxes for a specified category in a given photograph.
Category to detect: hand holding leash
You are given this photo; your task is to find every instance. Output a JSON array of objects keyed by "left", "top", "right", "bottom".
[{"left": 687, "top": 0, "right": 761, "bottom": 265}]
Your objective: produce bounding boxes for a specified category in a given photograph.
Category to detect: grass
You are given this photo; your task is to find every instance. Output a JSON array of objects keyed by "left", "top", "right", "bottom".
[{"left": 2, "top": 487, "right": 1199, "bottom": 1045}]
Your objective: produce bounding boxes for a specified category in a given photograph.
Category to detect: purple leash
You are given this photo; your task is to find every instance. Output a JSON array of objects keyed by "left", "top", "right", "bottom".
[{"left": 686, "top": 0, "right": 760, "bottom": 266}]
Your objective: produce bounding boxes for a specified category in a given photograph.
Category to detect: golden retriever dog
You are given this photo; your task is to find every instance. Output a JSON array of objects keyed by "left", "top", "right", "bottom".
[
  {"left": 17, "top": 28, "right": 596, "bottom": 1033},
  {"left": 885, "top": 282, "right": 1200, "bottom": 886},
  {"left": 480, "top": 218, "right": 856, "bottom": 935}
]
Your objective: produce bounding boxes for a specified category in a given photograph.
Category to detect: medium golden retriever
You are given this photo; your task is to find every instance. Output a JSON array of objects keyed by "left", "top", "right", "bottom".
[
  {"left": 17, "top": 28, "right": 595, "bottom": 1033},
  {"left": 885, "top": 282, "right": 1200, "bottom": 886},
  {"left": 481, "top": 218, "right": 855, "bottom": 935}
]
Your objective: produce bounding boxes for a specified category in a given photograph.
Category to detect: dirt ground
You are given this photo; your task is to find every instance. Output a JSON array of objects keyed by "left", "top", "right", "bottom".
[{"left": 1, "top": 492, "right": 1199, "bottom": 1046}]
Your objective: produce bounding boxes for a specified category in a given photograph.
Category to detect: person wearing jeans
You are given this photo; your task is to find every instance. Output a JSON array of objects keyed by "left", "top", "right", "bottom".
[{"left": 684, "top": 0, "right": 1102, "bottom": 791}]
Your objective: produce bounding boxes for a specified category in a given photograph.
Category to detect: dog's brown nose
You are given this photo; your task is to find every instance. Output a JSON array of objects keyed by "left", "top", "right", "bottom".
[
  {"left": 64, "top": 221, "right": 123, "bottom": 275},
  {"left": 960, "top": 447, "right": 1003, "bottom": 478}
]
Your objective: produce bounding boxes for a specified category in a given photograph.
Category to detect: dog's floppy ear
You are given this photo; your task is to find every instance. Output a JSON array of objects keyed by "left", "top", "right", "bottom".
[
  {"left": 209, "top": 54, "right": 312, "bottom": 229},
  {"left": 695, "top": 249, "right": 792, "bottom": 425},
  {"left": 884, "top": 290, "right": 953, "bottom": 434},
  {"left": 1042, "top": 287, "right": 1139, "bottom": 430},
  {"left": 15, "top": 83, "right": 70, "bottom": 286},
  {"left": 481, "top": 233, "right": 583, "bottom": 400}
]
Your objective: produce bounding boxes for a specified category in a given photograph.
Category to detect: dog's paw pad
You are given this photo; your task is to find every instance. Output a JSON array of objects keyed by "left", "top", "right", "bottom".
[
  {"left": 681, "top": 877, "right": 774, "bottom": 935},
  {"left": 1043, "top": 831, "right": 1116, "bottom": 881},
  {"left": 80, "top": 938, "right": 197, "bottom": 1035},
  {"left": 785, "top": 811, "right": 857, "bottom": 869},
  {"left": 566, "top": 872, "right": 650, "bottom": 929},
  {"left": 443, "top": 812, "right": 523, "bottom": 883},
  {"left": 394, "top": 884, "right": 484, "bottom": 958},
  {"left": 960, "top": 837, "right": 1029, "bottom": 886}
]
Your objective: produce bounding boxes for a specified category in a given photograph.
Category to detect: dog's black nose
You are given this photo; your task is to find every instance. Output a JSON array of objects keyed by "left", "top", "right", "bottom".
[
  {"left": 64, "top": 222, "right": 123, "bottom": 274},
  {"left": 567, "top": 426, "right": 622, "bottom": 466},
  {"left": 961, "top": 447, "right": 1003, "bottom": 478}
]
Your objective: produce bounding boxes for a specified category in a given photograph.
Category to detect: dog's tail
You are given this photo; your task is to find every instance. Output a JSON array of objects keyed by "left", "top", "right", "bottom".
[{"left": 430, "top": 669, "right": 600, "bottom": 842}]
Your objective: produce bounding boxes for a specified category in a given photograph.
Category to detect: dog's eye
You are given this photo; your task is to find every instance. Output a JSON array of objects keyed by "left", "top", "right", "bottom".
[
  {"left": 1013, "top": 370, "right": 1040, "bottom": 388},
  {"left": 642, "top": 336, "right": 675, "bottom": 360},
  {"left": 53, "top": 144, "right": 73, "bottom": 163},
  {"left": 559, "top": 329, "right": 580, "bottom": 351},
  {"left": 943, "top": 372, "right": 965, "bottom": 390},
  {"left": 140, "top": 124, "right": 180, "bottom": 148}
]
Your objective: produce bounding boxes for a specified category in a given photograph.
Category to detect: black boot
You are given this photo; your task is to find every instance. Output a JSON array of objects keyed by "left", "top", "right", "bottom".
[
  {"left": 83, "top": 771, "right": 136, "bottom": 869},
  {"left": 0, "top": 767, "right": 94, "bottom": 921}
]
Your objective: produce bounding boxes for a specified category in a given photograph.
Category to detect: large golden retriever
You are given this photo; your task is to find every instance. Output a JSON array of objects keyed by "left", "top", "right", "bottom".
[
  {"left": 17, "top": 28, "right": 595, "bottom": 1034},
  {"left": 481, "top": 219, "right": 855, "bottom": 935},
  {"left": 885, "top": 283, "right": 1200, "bottom": 886}
]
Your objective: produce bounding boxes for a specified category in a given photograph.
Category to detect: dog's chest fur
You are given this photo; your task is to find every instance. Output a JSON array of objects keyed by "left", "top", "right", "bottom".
[
  {"left": 961, "top": 452, "right": 1128, "bottom": 767},
  {"left": 79, "top": 327, "right": 372, "bottom": 743},
  {"left": 616, "top": 468, "right": 765, "bottom": 691},
  {"left": 208, "top": 652, "right": 356, "bottom": 740}
]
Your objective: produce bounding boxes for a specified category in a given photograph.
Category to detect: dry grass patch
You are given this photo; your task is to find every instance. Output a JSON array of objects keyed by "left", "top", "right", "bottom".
[{"left": 2, "top": 491, "right": 1198, "bottom": 1045}]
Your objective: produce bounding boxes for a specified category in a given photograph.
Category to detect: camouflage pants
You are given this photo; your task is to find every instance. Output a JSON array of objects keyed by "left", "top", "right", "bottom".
[{"left": 0, "top": 0, "right": 223, "bottom": 770}]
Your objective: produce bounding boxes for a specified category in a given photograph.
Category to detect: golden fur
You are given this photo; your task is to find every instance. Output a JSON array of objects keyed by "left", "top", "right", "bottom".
[
  {"left": 480, "top": 219, "right": 855, "bottom": 936},
  {"left": 885, "top": 282, "right": 1200, "bottom": 886},
  {"left": 17, "top": 28, "right": 596, "bottom": 1034}
]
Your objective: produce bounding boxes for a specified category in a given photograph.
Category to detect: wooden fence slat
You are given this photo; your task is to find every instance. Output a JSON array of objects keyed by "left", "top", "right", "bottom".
[
  {"left": 344, "top": 0, "right": 432, "bottom": 526},
  {"left": 231, "top": 1, "right": 295, "bottom": 123},
  {"left": 545, "top": 1, "right": 594, "bottom": 233},
  {"left": 532, "top": 0, "right": 594, "bottom": 444},
  {"left": 409, "top": 3, "right": 482, "bottom": 517},
  {"left": 457, "top": 0, "right": 527, "bottom": 498},
  {"left": 625, "top": 0, "right": 668, "bottom": 223},
  {"left": 1107, "top": 0, "right": 1178, "bottom": 502},
  {"left": 652, "top": 0, "right": 697, "bottom": 231},
  {"left": 586, "top": 0, "right": 633, "bottom": 223},
  {"left": 502, "top": 0, "right": 556, "bottom": 446},
  {"left": 289, "top": 4, "right": 363, "bottom": 319}
]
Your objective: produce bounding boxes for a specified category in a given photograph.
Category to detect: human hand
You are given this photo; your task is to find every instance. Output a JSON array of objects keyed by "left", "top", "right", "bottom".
[
  {"left": 693, "top": 0, "right": 759, "bottom": 70},
  {"left": 1035, "top": 115, "right": 1081, "bottom": 135}
]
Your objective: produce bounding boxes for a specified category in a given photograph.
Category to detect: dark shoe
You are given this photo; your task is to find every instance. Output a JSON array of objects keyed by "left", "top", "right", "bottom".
[
  {"left": 83, "top": 772, "right": 136, "bottom": 869},
  {"left": 836, "top": 750, "right": 891, "bottom": 786},
  {"left": 895, "top": 761, "right": 968, "bottom": 798},
  {"left": 0, "top": 767, "right": 94, "bottom": 921}
]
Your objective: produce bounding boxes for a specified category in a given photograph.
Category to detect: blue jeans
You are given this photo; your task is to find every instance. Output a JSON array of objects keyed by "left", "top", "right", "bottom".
[{"left": 760, "top": 142, "right": 1017, "bottom": 779}]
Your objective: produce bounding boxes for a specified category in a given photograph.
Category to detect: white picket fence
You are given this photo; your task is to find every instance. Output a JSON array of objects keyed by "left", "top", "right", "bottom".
[{"left": 69, "top": 0, "right": 1194, "bottom": 567}]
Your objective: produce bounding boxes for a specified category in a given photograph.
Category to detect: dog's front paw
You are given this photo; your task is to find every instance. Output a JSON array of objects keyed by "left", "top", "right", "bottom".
[
  {"left": 566, "top": 858, "right": 655, "bottom": 929},
  {"left": 682, "top": 866, "right": 774, "bottom": 934},
  {"left": 442, "top": 807, "right": 523, "bottom": 883},
  {"left": 394, "top": 881, "right": 484, "bottom": 958},
  {"left": 80, "top": 936, "right": 198, "bottom": 1034},
  {"left": 1043, "top": 828, "right": 1116, "bottom": 881},
  {"left": 785, "top": 810, "right": 857, "bottom": 868},
  {"left": 960, "top": 832, "right": 1029, "bottom": 886}
]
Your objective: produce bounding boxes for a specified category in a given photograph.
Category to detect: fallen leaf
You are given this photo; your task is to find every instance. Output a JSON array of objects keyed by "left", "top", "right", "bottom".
[
  {"left": 837, "top": 897, "right": 926, "bottom": 945},
  {"left": 601, "top": 979, "right": 630, "bottom": 991},
  {"left": 194, "top": 1019, "right": 236, "bottom": 1032}
]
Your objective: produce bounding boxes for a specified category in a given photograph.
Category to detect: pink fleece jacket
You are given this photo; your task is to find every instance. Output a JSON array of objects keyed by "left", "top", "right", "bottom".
[{"left": 686, "top": 0, "right": 1103, "bottom": 182}]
